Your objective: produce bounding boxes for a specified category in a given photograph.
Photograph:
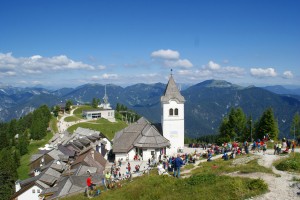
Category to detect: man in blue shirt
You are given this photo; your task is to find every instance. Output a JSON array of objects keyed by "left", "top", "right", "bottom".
[{"left": 174, "top": 154, "right": 183, "bottom": 178}]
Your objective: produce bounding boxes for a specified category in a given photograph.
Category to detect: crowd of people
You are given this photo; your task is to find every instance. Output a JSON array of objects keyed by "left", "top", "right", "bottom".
[{"left": 86, "top": 136, "right": 297, "bottom": 197}]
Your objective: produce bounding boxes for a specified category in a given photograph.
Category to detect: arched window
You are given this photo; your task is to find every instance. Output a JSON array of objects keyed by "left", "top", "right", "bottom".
[
  {"left": 169, "top": 108, "right": 173, "bottom": 116},
  {"left": 175, "top": 108, "right": 178, "bottom": 116}
]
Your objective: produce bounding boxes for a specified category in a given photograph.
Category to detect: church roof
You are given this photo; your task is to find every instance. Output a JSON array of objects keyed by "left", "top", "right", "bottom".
[
  {"left": 161, "top": 75, "right": 185, "bottom": 103},
  {"left": 112, "top": 117, "right": 170, "bottom": 153},
  {"left": 133, "top": 123, "right": 170, "bottom": 148}
]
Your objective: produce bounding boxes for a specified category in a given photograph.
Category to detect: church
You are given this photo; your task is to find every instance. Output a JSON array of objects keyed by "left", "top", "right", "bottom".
[{"left": 112, "top": 73, "right": 185, "bottom": 160}]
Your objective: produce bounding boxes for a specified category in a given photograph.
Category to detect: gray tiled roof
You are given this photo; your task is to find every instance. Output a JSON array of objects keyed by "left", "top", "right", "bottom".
[
  {"left": 161, "top": 75, "right": 185, "bottom": 103},
  {"left": 47, "top": 149, "right": 64, "bottom": 160},
  {"left": 113, "top": 117, "right": 170, "bottom": 153},
  {"left": 72, "top": 141, "right": 84, "bottom": 149},
  {"left": 46, "top": 174, "right": 104, "bottom": 199},
  {"left": 78, "top": 138, "right": 91, "bottom": 146},
  {"left": 38, "top": 167, "right": 62, "bottom": 186},
  {"left": 30, "top": 154, "right": 44, "bottom": 162},
  {"left": 134, "top": 123, "right": 170, "bottom": 148},
  {"left": 39, "top": 173, "right": 57, "bottom": 185},
  {"left": 75, "top": 165, "right": 98, "bottom": 176},
  {"left": 58, "top": 144, "right": 76, "bottom": 157},
  {"left": 40, "top": 186, "right": 58, "bottom": 195},
  {"left": 35, "top": 180, "right": 50, "bottom": 189}
]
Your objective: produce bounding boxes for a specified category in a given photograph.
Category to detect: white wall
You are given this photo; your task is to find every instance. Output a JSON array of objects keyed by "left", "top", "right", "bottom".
[
  {"left": 115, "top": 149, "right": 136, "bottom": 162},
  {"left": 17, "top": 185, "right": 43, "bottom": 200},
  {"left": 142, "top": 148, "right": 164, "bottom": 161},
  {"left": 162, "top": 100, "right": 184, "bottom": 156},
  {"left": 83, "top": 110, "right": 115, "bottom": 122},
  {"left": 115, "top": 153, "right": 127, "bottom": 162},
  {"left": 100, "top": 110, "right": 115, "bottom": 122},
  {"left": 127, "top": 149, "right": 136, "bottom": 161}
]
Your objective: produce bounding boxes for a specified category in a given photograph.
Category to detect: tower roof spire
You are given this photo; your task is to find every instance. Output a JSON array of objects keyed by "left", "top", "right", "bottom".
[
  {"left": 161, "top": 71, "right": 185, "bottom": 103},
  {"left": 103, "top": 84, "right": 109, "bottom": 104}
]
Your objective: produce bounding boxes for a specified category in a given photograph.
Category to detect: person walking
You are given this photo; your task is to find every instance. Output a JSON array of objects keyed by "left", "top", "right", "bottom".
[
  {"left": 173, "top": 154, "right": 183, "bottom": 178},
  {"left": 86, "top": 172, "right": 96, "bottom": 198}
]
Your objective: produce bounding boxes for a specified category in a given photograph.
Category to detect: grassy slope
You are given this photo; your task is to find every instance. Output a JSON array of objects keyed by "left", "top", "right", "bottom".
[
  {"left": 73, "top": 105, "right": 94, "bottom": 118},
  {"left": 64, "top": 116, "right": 81, "bottom": 122},
  {"left": 62, "top": 155, "right": 269, "bottom": 200},
  {"left": 67, "top": 118, "right": 127, "bottom": 140},
  {"left": 50, "top": 116, "right": 59, "bottom": 133},
  {"left": 17, "top": 131, "right": 53, "bottom": 179},
  {"left": 190, "top": 156, "right": 274, "bottom": 175}
]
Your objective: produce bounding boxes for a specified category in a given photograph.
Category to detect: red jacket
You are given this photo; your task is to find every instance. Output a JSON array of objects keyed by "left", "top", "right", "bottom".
[{"left": 87, "top": 177, "right": 92, "bottom": 186}]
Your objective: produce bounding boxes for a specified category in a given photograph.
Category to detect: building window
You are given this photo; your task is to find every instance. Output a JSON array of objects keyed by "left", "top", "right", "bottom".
[
  {"left": 37, "top": 189, "right": 40, "bottom": 193},
  {"left": 32, "top": 189, "right": 35, "bottom": 193},
  {"left": 175, "top": 108, "right": 178, "bottom": 116},
  {"left": 169, "top": 108, "right": 173, "bottom": 116}
]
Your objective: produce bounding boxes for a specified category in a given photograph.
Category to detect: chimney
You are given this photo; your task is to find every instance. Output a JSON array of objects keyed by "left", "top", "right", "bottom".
[
  {"left": 34, "top": 169, "right": 40, "bottom": 176},
  {"left": 15, "top": 180, "right": 21, "bottom": 192},
  {"left": 91, "top": 150, "right": 94, "bottom": 160}
]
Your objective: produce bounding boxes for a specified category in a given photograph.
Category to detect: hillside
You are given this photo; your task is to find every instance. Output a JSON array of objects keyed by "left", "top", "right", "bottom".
[
  {"left": 1, "top": 80, "right": 300, "bottom": 138},
  {"left": 61, "top": 151, "right": 300, "bottom": 200}
]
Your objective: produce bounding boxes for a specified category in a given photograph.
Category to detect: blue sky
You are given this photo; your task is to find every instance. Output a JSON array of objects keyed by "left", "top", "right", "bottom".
[{"left": 0, "top": 0, "right": 299, "bottom": 88}]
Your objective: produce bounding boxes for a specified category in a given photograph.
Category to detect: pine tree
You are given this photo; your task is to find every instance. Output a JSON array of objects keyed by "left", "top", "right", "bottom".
[
  {"left": 18, "top": 129, "right": 29, "bottom": 156},
  {"left": 0, "top": 123, "right": 9, "bottom": 150},
  {"left": 291, "top": 112, "right": 300, "bottom": 140},
  {"left": 92, "top": 98, "right": 100, "bottom": 108},
  {"left": 218, "top": 107, "right": 247, "bottom": 143},
  {"left": 65, "top": 100, "right": 73, "bottom": 111},
  {"left": 52, "top": 105, "right": 60, "bottom": 117},
  {"left": 256, "top": 107, "right": 279, "bottom": 140},
  {"left": 8, "top": 119, "right": 17, "bottom": 146},
  {"left": 30, "top": 105, "right": 51, "bottom": 140},
  {"left": 116, "top": 103, "right": 121, "bottom": 112},
  {"left": 0, "top": 148, "right": 18, "bottom": 200}
]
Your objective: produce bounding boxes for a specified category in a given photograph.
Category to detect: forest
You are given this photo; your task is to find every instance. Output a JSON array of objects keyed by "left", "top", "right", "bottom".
[{"left": 0, "top": 105, "right": 51, "bottom": 200}]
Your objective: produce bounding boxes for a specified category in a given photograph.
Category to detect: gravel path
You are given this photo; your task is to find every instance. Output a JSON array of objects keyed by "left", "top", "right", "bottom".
[
  {"left": 228, "top": 150, "right": 300, "bottom": 200},
  {"left": 181, "top": 149, "right": 300, "bottom": 199}
]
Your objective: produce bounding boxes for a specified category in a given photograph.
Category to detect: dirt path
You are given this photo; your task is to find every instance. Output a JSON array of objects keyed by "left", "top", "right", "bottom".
[
  {"left": 181, "top": 149, "right": 300, "bottom": 199},
  {"left": 228, "top": 150, "right": 300, "bottom": 200}
]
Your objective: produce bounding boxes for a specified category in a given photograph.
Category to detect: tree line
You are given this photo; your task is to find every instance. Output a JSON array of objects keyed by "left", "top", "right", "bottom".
[
  {"left": 115, "top": 103, "right": 141, "bottom": 123},
  {"left": 189, "top": 107, "right": 300, "bottom": 145},
  {"left": 0, "top": 105, "right": 52, "bottom": 200}
]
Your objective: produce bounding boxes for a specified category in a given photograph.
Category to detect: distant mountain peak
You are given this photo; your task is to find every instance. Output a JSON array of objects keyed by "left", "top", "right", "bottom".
[{"left": 196, "top": 79, "right": 241, "bottom": 89}]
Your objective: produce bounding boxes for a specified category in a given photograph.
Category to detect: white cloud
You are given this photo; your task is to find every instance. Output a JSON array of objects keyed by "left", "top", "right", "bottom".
[
  {"left": 178, "top": 70, "right": 193, "bottom": 75},
  {"left": 250, "top": 67, "right": 277, "bottom": 78},
  {"left": 136, "top": 73, "right": 158, "bottom": 78},
  {"left": 0, "top": 52, "right": 97, "bottom": 76},
  {"left": 151, "top": 49, "right": 180, "bottom": 60},
  {"left": 0, "top": 71, "right": 16, "bottom": 76},
  {"left": 206, "top": 60, "right": 220, "bottom": 70},
  {"left": 282, "top": 71, "right": 293, "bottom": 79},
  {"left": 164, "top": 59, "right": 193, "bottom": 68},
  {"left": 92, "top": 73, "right": 118, "bottom": 81},
  {"left": 98, "top": 65, "right": 106, "bottom": 70},
  {"left": 221, "top": 66, "right": 245, "bottom": 76},
  {"left": 200, "top": 60, "right": 245, "bottom": 78}
]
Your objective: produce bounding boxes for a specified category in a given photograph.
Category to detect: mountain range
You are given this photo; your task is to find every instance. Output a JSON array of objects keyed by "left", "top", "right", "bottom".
[{"left": 1, "top": 80, "right": 300, "bottom": 139}]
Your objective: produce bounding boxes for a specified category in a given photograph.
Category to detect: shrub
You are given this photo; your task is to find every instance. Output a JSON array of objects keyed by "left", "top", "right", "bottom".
[
  {"left": 186, "top": 174, "right": 217, "bottom": 185},
  {"left": 275, "top": 153, "right": 300, "bottom": 172},
  {"left": 247, "top": 179, "right": 268, "bottom": 191}
]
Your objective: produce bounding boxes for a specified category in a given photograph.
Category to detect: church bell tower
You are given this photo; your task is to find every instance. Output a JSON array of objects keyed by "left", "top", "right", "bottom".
[{"left": 161, "top": 70, "right": 185, "bottom": 155}]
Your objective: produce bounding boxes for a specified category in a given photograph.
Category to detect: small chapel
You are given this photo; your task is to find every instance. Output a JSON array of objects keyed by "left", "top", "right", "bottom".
[{"left": 112, "top": 72, "right": 185, "bottom": 160}]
